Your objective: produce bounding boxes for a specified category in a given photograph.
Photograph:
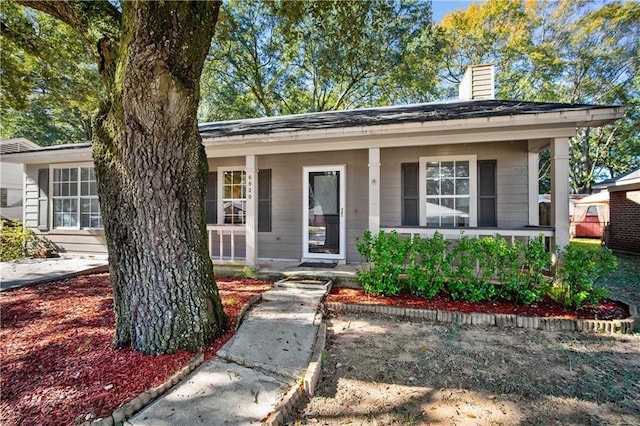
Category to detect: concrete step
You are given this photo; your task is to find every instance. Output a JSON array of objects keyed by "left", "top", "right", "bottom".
[
  {"left": 275, "top": 278, "right": 333, "bottom": 292},
  {"left": 261, "top": 287, "right": 327, "bottom": 304}
]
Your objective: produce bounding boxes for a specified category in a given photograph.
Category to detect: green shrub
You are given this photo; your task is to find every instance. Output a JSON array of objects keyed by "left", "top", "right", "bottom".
[
  {"left": 356, "top": 230, "right": 554, "bottom": 306},
  {"left": 552, "top": 244, "right": 616, "bottom": 308},
  {"left": 405, "top": 233, "right": 449, "bottom": 298},
  {"left": 445, "top": 235, "right": 498, "bottom": 302},
  {"left": 1, "top": 220, "right": 33, "bottom": 261},
  {"left": 356, "top": 230, "right": 407, "bottom": 295},
  {"left": 498, "top": 236, "right": 551, "bottom": 305}
]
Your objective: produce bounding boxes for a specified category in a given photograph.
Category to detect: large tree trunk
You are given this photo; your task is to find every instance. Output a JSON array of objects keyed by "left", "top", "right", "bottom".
[{"left": 92, "top": 2, "right": 225, "bottom": 354}]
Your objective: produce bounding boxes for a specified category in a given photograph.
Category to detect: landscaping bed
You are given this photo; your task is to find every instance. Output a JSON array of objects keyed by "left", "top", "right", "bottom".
[
  {"left": 325, "top": 287, "right": 630, "bottom": 321},
  {"left": 0, "top": 273, "right": 273, "bottom": 426}
]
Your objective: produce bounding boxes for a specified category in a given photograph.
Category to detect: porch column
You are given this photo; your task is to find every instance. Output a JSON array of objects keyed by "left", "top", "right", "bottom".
[
  {"left": 528, "top": 151, "right": 539, "bottom": 226},
  {"left": 551, "top": 137, "right": 570, "bottom": 249},
  {"left": 245, "top": 155, "right": 258, "bottom": 266},
  {"left": 368, "top": 148, "right": 381, "bottom": 233}
]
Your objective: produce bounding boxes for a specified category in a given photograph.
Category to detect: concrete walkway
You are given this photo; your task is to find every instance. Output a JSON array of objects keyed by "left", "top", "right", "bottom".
[
  {"left": 128, "top": 279, "right": 330, "bottom": 426},
  {"left": 0, "top": 256, "right": 108, "bottom": 291}
]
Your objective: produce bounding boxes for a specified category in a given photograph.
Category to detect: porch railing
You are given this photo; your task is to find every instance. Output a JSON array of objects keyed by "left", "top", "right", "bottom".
[
  {"left": 380, "top": 226, "right": 555, "bottom": 247},
  {"left": 206, "top": 224, "right": 246, "bottom": 263}
]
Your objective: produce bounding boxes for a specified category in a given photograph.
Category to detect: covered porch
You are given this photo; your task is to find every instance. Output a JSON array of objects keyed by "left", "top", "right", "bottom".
[{"left": 204, "top": 136, "right": 571, "bottom": 267}]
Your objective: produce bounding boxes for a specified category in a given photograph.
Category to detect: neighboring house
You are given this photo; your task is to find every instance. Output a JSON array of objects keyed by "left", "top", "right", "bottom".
[
  {"left": 0, "top": 138, "right": 41, "bottom": 221},
  {"left": 594, "top": 169, "right": 640, "bottom": 254},
  {"left": 570, "top": 192, "right": 609, "bottom": 239},
  {"left": 1, "top": 65, "right": 625, "bottom": 264}
]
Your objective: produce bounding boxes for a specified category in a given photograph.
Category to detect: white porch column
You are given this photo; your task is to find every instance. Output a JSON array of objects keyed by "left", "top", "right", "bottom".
[
  {"left": 245, "top": 155, "right": 258, "bottom": 266},
  {"left": 368, "top": 148, "right": 381, "bottom": 234},
  {"left": 528, "top": 151, "right": 539, "bottom": 226},
  {"left": 551, "top": 137, "right": 570, "bottom": 249}
]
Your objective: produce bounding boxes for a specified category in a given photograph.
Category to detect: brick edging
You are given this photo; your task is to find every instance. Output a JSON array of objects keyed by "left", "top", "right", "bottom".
[
  {"left": 86, "top": 294, "right": 266, "bottom": 425},
  {"left": 264, "top": 312, "right": 327, "bottom": 426},
  {"left": 85, "top": 352, "right": 204, "bottom": 425},
  {"left": 324, "top": 301, "right": 639, "bottom": 334}
]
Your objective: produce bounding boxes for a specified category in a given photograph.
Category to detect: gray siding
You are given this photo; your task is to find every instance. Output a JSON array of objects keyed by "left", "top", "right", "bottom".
[{"left": 24, "top": 164, "right": 41, "bottom": 228}]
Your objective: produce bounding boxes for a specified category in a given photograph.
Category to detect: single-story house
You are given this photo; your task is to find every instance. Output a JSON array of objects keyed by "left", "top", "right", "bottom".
[
  {"left": 1, "top": 65, "right": 625, "bottom": 265},
  {"left": 594, "top": 168, "right": 640, "bottom": 254},
  {"left": 0, "top": 138, "right": 41, "bottom": 221}
]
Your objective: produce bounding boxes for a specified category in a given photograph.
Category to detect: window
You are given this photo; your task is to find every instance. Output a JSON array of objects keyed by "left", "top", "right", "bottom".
[
  {"left": 209, "top": 169, "right": 271, "bottom": 230},
  {"left": 419, "top": 156, "right": 477, "bottom": 227},
  {"left": 219, "top": 168, "right": 246, "bottom": 224},
  {"left": 52, "top": 166, "right": 102, "bottom": 229}
]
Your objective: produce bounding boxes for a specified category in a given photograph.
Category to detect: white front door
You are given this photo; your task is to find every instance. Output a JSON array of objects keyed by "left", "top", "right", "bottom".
[{"left": 303, "top": 165, "right": 346, "bottom": 261}]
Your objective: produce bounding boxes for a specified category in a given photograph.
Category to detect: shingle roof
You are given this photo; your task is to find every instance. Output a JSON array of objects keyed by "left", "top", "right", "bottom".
[
  {"left": 198, "top": 99, "right": 615, "bottom": 138},
  {"left": 593, "top": 168, "right": 640, "bottom": 189}
]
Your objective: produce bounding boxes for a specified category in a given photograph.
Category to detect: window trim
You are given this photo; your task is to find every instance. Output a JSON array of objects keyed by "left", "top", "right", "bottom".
[
  {"left": 418, "top": 155, "right": 477, "bottom": 227},
  {"left": 217, "top": 166, "right": 246, "bottom": 225},
  {"left": 49, "top": 163, "right": 103, "bottom": 230}
]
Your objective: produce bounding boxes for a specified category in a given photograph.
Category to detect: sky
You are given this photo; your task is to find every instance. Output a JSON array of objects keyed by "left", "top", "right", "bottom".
[{"left": 431, "top": 0, "right": 481, "bottom": 23}]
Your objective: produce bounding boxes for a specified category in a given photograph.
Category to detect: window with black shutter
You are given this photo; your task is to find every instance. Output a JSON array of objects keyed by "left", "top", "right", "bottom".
[
  {"left": 205, "top": 172, "right": 217, "bottom": 224},
  {"left": 401, "top": 163, "right": 419, "bottom": 226},
  {"left": 38, "top": 168, "right": 49, "bottom": 231},
  {"left": 258, "top": 169, "right": 272, "bottom": 232},
  {"left": 478, "top": 160, "right": 497, "bottom": 227}
]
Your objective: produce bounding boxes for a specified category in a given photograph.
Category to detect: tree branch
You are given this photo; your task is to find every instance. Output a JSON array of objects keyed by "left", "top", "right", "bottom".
[{"left": 16, "top": 0, "right": 121, "bottom": 47}]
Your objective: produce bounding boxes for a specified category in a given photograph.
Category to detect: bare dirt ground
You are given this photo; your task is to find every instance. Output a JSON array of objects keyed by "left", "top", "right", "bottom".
[{"left": 288, "top": 311, "right": 640, "bottom": 426}]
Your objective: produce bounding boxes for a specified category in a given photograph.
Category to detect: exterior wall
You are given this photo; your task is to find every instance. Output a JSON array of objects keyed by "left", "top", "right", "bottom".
[
  {"left": 24, "top": 163, "right": 107, "bottom": 255},
  {"left": 608, "top": 188, "right": 640, "bottom": 254},
  {"left": 380, "top": 141, "right": 529, "bottom": 228},
  {"left": 20, "top": 140, "right": 530, "bottom": 261},
  {"left": 210, "top": 150, "right": 369, "bottom": 263},
  {"left": 24, "top": 163, "right": 44, "bottom": 228},
  {"left": 0, "top": 162, "right": 25, "bottom": 220}
]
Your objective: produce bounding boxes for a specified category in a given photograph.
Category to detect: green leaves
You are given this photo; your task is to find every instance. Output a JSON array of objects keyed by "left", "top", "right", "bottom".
[
  {"left": 356, "top": 231, "right": 553, "bottom": 306},
  {"left": 1, "top": 2, "right": 103, "bottom": 145},
  {"left": 199, "top": 0, "right": 440, "bottom": 122},
  {"left": 553, "top": 244, "right": 617, "bottom": 309}
]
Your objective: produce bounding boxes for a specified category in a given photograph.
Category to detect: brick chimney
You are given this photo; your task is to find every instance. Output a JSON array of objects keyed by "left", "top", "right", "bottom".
[{"left": 458, "top": 64, "right": 495, "bottom": 100}]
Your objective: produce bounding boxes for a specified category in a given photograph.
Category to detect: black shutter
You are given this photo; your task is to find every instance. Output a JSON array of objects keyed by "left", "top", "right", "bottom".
[
  {"left": 258, "top": 169, "right": 272, "bottom": 232},
  {"left": 401, "top": 163, "right": 419, "bottom": 226},
  {"left": 478, "top": 160, "right": 497, "bottom": 227},
  {"left": 205, "top": 172, "right": 217, "bottom": 224},
  {"left": 38, "top": 168, "right": 49, "bottom": 231}
]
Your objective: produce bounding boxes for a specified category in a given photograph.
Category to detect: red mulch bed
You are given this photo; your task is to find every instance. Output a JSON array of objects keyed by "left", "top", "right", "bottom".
[
  {"left": 0, "top": 273, "right": 273, "bottom": 426},
  {"left": 326, "top": 287, "right": 630, "bottom": 321}
]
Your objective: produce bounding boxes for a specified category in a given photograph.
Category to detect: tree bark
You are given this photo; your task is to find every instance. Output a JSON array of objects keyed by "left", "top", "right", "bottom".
[{"left": 89, "top": 1, "right": 225, "bottom": 354}]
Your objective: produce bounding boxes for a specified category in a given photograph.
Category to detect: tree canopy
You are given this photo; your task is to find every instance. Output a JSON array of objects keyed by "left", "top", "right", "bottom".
[
  {"left": 436, "top": 0, "right": 640, "bottom": 192},
  {"left": 198, "top": 0, "right": 440, "bottom": 122},
  {"left": 2, "top": 0, "right": 638, "bottom": 191},
  {"left": 0, "top": 2, "right": 103, "bottom": 144}
]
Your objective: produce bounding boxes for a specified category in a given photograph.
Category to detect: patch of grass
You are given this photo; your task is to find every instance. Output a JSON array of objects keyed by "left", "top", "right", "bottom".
[
  {"left": 570, "top": 238, "right": 602, "bottom": 247},
  {"left": 602, "top": 253, "right": 640, "bottom": 309}
]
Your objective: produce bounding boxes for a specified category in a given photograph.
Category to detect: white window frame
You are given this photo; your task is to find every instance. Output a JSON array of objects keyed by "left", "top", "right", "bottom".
[
  {"left": 50, "top": 163, "right": 103, "bottom": 230},
  {"left": 419, "top": 155, "right": 477, "bottom": 227},
  {"left": 217, "top": 166, "right": 247, "bottom": 225}
]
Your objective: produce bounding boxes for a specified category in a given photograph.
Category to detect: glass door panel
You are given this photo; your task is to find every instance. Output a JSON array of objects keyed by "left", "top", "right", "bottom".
[{"left": 303, "top": 166, "right": 345, "bottom": 260}]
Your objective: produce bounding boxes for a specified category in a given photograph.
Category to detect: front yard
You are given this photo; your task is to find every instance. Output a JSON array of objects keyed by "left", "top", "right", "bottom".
[
  {"left": 288, "top": 251, "right": 640, "bottom": 425},
  {"left": 0, "top": 274, "right": 273, "bottom": 425}
]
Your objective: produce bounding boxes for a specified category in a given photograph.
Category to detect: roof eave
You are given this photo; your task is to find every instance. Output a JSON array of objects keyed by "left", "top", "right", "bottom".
[{"left": 202, "top": 106, "right": 625, "bottom": 146}]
